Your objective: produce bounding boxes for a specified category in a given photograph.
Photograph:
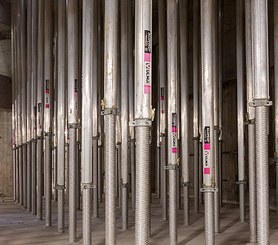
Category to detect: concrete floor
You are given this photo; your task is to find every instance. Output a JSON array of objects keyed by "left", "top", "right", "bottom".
[{"left": 0, "top": 196, "right": 278, "bottom": 245}]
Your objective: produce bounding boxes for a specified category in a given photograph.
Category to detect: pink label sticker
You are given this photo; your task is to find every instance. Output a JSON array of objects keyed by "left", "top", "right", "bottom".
[
  {"left": 144, "top": 85, "right": 151, "bottom": 94},
  {"left": 172, "top": 147, "right": 177, "bottom": 153},
  {"left": 204, "top": 167, "right": 210, "bottom": 174},
  {"left": 45, "top": 104, "right": 49, "bottom": 109},
  {"left": 172, "top": 127, "right": 177, "bottom": 133},
  {"left": 144, "top": 53, "right": 151, "bottom": 62},
  {"left": 204, "top": 143, "right": 210, "bottom": 150}
]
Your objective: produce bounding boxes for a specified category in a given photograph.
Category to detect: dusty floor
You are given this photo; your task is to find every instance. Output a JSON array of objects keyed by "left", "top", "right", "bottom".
[{"left": 0, "top": 196, "right": 277, "bottom": 245}]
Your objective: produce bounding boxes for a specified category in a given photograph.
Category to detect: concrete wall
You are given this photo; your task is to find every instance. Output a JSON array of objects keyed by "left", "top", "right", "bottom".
[{"left": 0, "top": 109, "right": 12, "bottom": 197}]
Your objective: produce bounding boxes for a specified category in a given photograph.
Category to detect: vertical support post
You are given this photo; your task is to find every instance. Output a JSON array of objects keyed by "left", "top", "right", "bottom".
[
  {"left": 201, "top": 0, "right": 216, "bottom": 244},
  {"left": 81, "top": 0, "right": 96, "bottom": 243},
  {"left": 26, "top": 0, "right": 32, "bottom": 213},
  {"left": 57, "top": 0, "right": 66, "bottom": 233},
  {"left": 92, "top": 0, "right": 99, "bottom": 219},
  {"left": 20, "top": 0, "right": 27, "bottom": 210},
  {"left": 31, "top": 0, "right": 38, "bottom": 216},
  {"left": 251, "top": 0, "right": 271, "bottom": 244},
  {"left": 167, "top": 0, "right": 178, "bottom": 243},
  {"left": 218, "top": 0, "right": 223, "bottom": 208},
  {"left": 212, "top": 0, "right": 220, "bottom": 233},
  {"left": 120, "top": 0, "right": 129, "bottom": 231},
  {"left": 67, "top": 0, "right": 79, "bottom": 242},
  {"left": 179, "top": 0, "right": 190, "bottom": 226},
  {"left": 193, "top": 0, "right": 200, "bottom": 214},
  {"left": 245, "top": 0, "right": 256, "bottom": 242},
  {"left": 36, "top": 0, "right": 44, "bottom": 221},
  {"left": 103, "top": 0, "right": 118, "bottom": 243},
  {"left": 273, "top": 0, "right": 278, "bottom": 212},
  {"left": 158, "top": 0, "right": 167, "bottom": 221},
  {"left": 236, "top": 0, "right": 246, "bottom": 223},
  {"left": 133, "top": 0, "right": 152, "bottom": 244},
  {"left": 44, "top": 0, "right": 53, "bottom": 227}
]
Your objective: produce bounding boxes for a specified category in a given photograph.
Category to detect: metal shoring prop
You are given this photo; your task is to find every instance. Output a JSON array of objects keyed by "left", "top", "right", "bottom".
[
  {"left": 133, "top": 0, "right": 152, "bottom": 243},
  {"left": 17, "top": 2, "right": 23, "bottom": 206},
  {"left": 31, "top": 0, "right": 38, "bottom": 216},
  {"left": 120, "top": 0, "right": 129, "bottom": 230},
  {"left": 36, "top": 0, "right": 44, "bottom": 221},
  {"left": 26, "top": 0, "right": 32, "bottom": 213},
  {"left": 103, "top": 0, "right": 118, "bottom": 243},
  {"left": 81, "top": 0, "right": 96, "bottom": 243},
  {"left": 218, "top": 0, "right": 223, "bottom": 208},
  {"left": 97, "top": 0, "right": 104, "bottom": 204},
  {"left": 15, "top": 0, "right": 22, "bottom": 205},
  {"left": 158, "top": 0, "right": 167, "bottom": 221},
  {"left": 245, "top": 0, "right": 256, "bottom": 242},
  {"left": 201, "top": 0, "right": 216, "bottom": 244},
  {"left": 167, "top": 0, "right": 178, "bottom": 243},
  {"left": 193, "top": 0, "right": 200, "bottom": 214},
  {"left": 44, "top": 0, "right": 53, "bottom": 227},
  {"left": 212, "top": 0, "right": 220, "bottom": 233},
  {"left": 236, "top": 0, "right": 246, "bottom": 223},
  {"left": 273, "top": 0, "right": 278, "bottom": 212},
  {"left": 11, "top": 0, "right": 16, "bottom": 202},
  {"left": 127, "top": 0, "right": 135, "bottom": 211},
  {"left": 179, "top": 0, "right": 190, "bottom": 226},
  {"left": 67, "top": 0, "right": 79, "bottom": 242},
  {"left": 91, "top": 0, "right": 99, "bottom": 219},
  {"left": 57, "top": 0, "right": 66, "bottom": 233},
  {"left": 251, "top": 0, "right": 271, "bottom": 244},
  {"left": 20, "top": 0, "right": 27, "bottom": 210}
]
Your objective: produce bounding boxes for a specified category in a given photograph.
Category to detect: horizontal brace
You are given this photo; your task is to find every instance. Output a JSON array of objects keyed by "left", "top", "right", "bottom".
[
  {"left": 249, "top": 99, "right": 272, "bottom": 107},
  {"left": 130, "top": 118, "right": 152, "bottom": 127}
]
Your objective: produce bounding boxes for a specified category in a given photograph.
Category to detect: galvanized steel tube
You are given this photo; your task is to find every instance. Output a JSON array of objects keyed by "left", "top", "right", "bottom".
[
  {"left": 91, "top": 0, "right": 99, "bottom": 219},
  {"left": 167, "top": 0, "right": 178, "bottom": 243},
  {"left": 26, "top": 0, "right": 32, "bottom": 213},
  {"left": 179, "top": 0, "right": 190, "bottom": 226},
  {"left": 67, "top": 0, "right": 79, "bottom": 242},
  {"left": 273, "top": 0, "right": 278, "bottom": 211},
  {"left": 57, "top": 0, "right": 66, "bottom": 233},
  {"left": 31, "top": 0, "right": 38, "bottom": 216},
  {"left": 104, "top": 0, "right": 118, "bottom": 243},
  {"left": 158, "top": 0, "right": 167, "bottom": 221},
  {"left": 120, "top": 0, "right": 129, "bottom": 230},
  {"left": 201, "top": 0, "right": 216, "bottom": 244},
  {"left": 236, "top": 0, "right": 246, "bottom": 223},
  {"left": 134, "top": 0, "right": 152, "bottom": 244},
  {"left": 245, "top": 0, "right": 256, "bottom": 242},
  {"left": 81, "top": 0, "right": 96, "bottom": 243},
  {"left": 218, "top": 0, "right": 223, "bottom": 207},
  {"left": 44, "top": 0, "right": 53, "bottom": 227},
  {"left": 251, "top": 0, "right": 270, "bottom": 244},
  {"left": 193, "top": 0, "right": 200, "bottom": 214},
  {"left": 36, "top": 0, "right": 44, "bottom": 221}
]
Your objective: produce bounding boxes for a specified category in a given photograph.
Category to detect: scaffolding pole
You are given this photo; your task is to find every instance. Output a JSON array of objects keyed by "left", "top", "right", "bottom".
[
  {"left": 201, "top": 0, "right": 216, "bottom": 244},
  {"left": 133, "top": 0, "right": 152, "bottom": 244},
  {"left": 103, "top": 0, "right": 118, "bottom": 243},
  {"left": 67, "top": 0, "right": 79, "bottom": 242},
  {"left": 179, "top": 0, "right": 190, "bottom": 226},
  {"left": 251, "top": 0, "right": 271, "bottom": 244}
]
